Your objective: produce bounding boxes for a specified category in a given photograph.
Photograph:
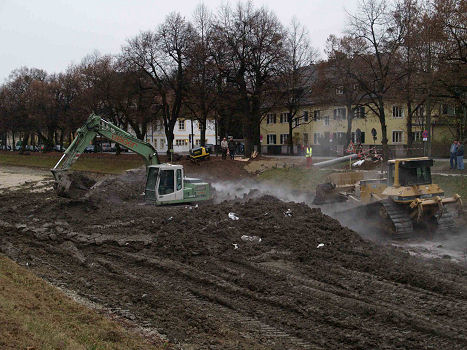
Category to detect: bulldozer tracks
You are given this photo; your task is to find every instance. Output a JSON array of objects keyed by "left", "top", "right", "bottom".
[{"left": 381, "top": 199, "right": 414, "bottom": 237}]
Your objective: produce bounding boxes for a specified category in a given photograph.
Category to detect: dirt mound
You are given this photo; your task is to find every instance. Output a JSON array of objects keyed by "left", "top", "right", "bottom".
[
  {"left": 86, "top": 168, "right": 147, "bottom": 203},
  {"left": 1, "top": 172, "right": 467, "bottom": 349}
]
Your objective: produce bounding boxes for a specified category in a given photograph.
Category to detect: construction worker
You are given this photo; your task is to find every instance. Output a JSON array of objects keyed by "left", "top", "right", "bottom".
[
  {"left": 305, "top": 145, "right": 312, "bottom": 167},
  {"left": 221, "top": 137, "right": 228, "bottom": 160}
]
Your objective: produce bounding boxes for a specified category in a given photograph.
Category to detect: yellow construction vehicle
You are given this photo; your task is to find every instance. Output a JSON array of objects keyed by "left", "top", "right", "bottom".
[
  {"left": 315, "top": 157, "right": 463, "bottom": 237},
  {"left": 188, "top": 146, "right": 210, "bottom": 162}
]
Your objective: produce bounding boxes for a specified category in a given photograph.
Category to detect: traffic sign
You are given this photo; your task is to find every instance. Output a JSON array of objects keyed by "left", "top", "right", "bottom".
[{"left": 422, "top": 130, "right": 428, "bottom": 142}]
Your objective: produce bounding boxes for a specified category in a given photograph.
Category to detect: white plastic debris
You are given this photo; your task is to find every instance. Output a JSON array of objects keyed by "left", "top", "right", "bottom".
[
  {"left": 352, "top": 159, "right": 365, "bottom": 167},
  {"left": 317, "top": 243, "right": 324, "bottom": 248},
  {"left": 241, "top": 235, "right": 262, "bottom": 243},
  {"left": 168, "top": 216, "right": 174, "bottom": 221},
  {"left": 232, "top": 243, "right": 239, "bottom": 249},
  {"left": 284, "top": 209, "right": 292, "bottom": 217},
  {"left": 228, "top": 212, "right": 239, "bottom": 220},
  {"left": 194, "top": 204, "right": 199, "bottom": 208}
]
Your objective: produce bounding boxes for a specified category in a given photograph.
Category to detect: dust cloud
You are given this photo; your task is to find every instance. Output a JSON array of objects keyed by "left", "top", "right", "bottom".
[{"left": 211, "top": 180, "right": 313, "bottom": 205}]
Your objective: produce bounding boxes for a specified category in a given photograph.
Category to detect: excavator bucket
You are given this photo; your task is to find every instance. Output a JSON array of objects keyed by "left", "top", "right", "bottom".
[{"left": 51, "top": 170, "right": 96, "bottom": 199}]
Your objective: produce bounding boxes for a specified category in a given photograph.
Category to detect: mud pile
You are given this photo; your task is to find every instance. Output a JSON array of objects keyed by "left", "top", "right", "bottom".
[{"left": 1, "top": 175, "right": 467, "bottom": 349}]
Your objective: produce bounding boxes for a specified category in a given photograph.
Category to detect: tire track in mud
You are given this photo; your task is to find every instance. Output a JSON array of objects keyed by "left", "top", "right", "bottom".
[
  {"left": 3, "top": 221, "right": 467, "bottom": 349},
  {"left": 2, "top": 186, "right": 467, "bottom": 350},
  {"left": 205, "top": 258, "right": 467, "bottom": 349},
  {"left": 95, "top": 249, "right": 319, "bottom": 349}
]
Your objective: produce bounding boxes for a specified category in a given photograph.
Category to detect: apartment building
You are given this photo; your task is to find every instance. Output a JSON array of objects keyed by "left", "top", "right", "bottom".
[{"left": 260, "top": 101, "right": 461, "bottom": 156}]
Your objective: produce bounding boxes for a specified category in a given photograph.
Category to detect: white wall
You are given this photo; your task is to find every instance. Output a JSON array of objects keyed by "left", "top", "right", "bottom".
[{"left": 132, "top": 119, "right": 216, "bottom": 153}]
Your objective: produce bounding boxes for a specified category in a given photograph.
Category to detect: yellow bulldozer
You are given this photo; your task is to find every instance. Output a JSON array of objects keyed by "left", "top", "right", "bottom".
[{"left": 314, "top": 157, "right": 463, "bottom": 238}]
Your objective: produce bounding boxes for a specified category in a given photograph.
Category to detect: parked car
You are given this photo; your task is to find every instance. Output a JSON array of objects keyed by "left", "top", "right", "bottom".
[
  {"left": 25, "top": 145, "right": 39, "bottom": 152},
  {"left": 84, "top": 145, "right": 95, "bottom": 153},
  {"left": 101, "top": 143, "right": 112, "bottom": 152},
  {"left": 53, "top": 145, "right": 65, "bottom": 152}
]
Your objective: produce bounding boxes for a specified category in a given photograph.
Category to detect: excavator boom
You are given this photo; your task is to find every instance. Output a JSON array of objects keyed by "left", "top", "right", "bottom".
[{"left": 52, "top": 114, "right": 159, "bottom": 197}]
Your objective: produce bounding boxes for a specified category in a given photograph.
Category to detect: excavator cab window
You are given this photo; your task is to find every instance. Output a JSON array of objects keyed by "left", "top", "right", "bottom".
[
  {"left": 176, "top": 169, "right": 183, "bottom": 190},
  {"left": 158, "top": 169, "right": 175, "bottom": 195},
  {"left": 145, "top": 167, "right": 159, "bottom": 200}
]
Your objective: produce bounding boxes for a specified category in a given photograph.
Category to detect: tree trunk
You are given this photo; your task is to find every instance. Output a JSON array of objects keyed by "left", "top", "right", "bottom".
[
  {"left": 288, "top": 118, "right": 294, "bottom": 155},
  {"left": 166, "top": 130, "right": 174, "bottom": 158},
  {"left": 12, "top": 131, "right": 15, "bottom": 151},
  {"left": 406, "top": 102, "right": 413, "bottom": 157},
  {"left": 346, "top": 104, "right": 354, "bottom": 146},
  {"left": 378, "top": 103, "right": 389, "bottom": 160},
  {"left": 243, "top": 122, "right": 254, "bottom": 158},
  {"left": 19, "top": 133, "right": 29, "bottom": 154},
  {"left": 200, "top": 118, "right": 206, "bottom": 147},
  {"left": 425, "top": 96, "right": 432, "bottom": 157},
  {"left": 59, "top": 129, "right": 64, "bottom": 148}
]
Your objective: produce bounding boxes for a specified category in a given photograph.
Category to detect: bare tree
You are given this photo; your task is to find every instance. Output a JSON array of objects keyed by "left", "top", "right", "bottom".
[
  {"left": 325, "top": 35, "right": 367, "bottom": 146},
  {"left": 213, "top": 2, "right": 286, "bottom": 157},
  {"left": 346, "top": 0, "right": 407, "bottom": 159},
  {"left": 184, "top": 4, "right": 217, "bottom": 147},
  {"left": 280, "top": 18, "right": 316, "bottom": 154},
  {"left": 123, "top": 12, "right": 193, "bottom": 155}
]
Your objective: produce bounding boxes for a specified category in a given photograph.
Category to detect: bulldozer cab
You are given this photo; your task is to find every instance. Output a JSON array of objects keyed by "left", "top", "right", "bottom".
[
  {"left": 388, "top": 158, "right": 433, "bottom": 187},
  {"left": 145, "top": 164, "right": 184, "bottom": 203}
]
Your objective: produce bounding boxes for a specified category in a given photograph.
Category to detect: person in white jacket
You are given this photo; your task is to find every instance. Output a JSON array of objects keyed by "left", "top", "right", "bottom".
[{"left": 220, "top": 137, "right": 228, "bottom": 160}]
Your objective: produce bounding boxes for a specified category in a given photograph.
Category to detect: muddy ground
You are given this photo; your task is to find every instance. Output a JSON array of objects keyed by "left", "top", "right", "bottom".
[{"left": 1, "top": 159, "right": 467, "bottom": 349}]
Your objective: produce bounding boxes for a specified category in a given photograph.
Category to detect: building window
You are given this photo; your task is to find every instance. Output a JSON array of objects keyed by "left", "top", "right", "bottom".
[
  {"left": 414, "top": 106, "right": 424, "bottom": 117},
  {"left": 175, "top": 139, "right": 188, "bottom": 146},
  {"left": 267, "top": 134, "right": 276, "bottom": 145},
  {"left": 160, "top": 139, "right": 165, "bottom": 149},
  {"left": 266, "top": 113, "right": 276, "bottom": 124},
  {"left": 303, "top": 133, "right": 309, "bottom": 145},
  {"left": 324, "top": 116, "right": 330, "bottom": 126},
  {"left": 178, "top": 120, "right": 185, "bottom": 130},
  {"left": 333, "top": 107, "right": 346, "bottom": 120},
  {"left": 313, "top": 110, "right": 321, "bottom": 120},
  {"left": 303, "top": 111, "right": 309, "bottom": 122},
  {"left": 413, "top": 131, "right": 422, "bottom": 142},
  {"left": 313, "top": 133, "right": 321, "bottom": 144},
  {"left": 280, "top": 112, "right": 289, "bottom": 123},
  {"left": 392, "top": 106, "right": 403, "bottom": 118},
  {"left": 294, "top": 117, "right": 300, "bottom": 127},
  {"left": 392, "top": 131, "right": 403, "bottom": 143},
  {"left": 336, "top": 86, "right": 344, "bottom": 95},
  {"left": 351, "top": 131, "right": 366, "bottom": 144},
  {"left": 280, "top": 134, "right": 288, "bottom": 144},
  {"left": 354, "top": 106, "right": 365, "bottom": 118}
]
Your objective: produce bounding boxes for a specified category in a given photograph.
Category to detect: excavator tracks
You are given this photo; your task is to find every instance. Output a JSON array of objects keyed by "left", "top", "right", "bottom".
[{"left": 380, "top": 199, "right": 413, "bottom": 238}]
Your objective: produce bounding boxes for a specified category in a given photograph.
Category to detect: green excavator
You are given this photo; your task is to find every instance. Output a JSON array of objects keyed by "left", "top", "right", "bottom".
[{"left": 51, "top": 114, "right": 212, "bottom": 205}]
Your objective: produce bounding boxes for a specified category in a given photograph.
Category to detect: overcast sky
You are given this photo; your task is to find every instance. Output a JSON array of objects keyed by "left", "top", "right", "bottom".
[{"left": 0, "top": 0, "right": 360, "bottom": 83}]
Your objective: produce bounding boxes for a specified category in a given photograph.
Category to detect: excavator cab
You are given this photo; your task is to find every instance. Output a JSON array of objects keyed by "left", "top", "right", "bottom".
[{"left": 145, "top": 164, "right": 212, "bottom": 205}]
